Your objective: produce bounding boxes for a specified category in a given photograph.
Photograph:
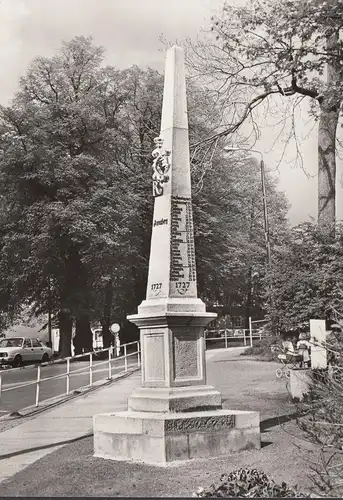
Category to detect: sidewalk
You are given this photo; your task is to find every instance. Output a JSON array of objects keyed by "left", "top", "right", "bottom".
[
  {"left": 0, "top": 348, "right": 319, "bottom": 497},
  {"left": 0, "top": 350, "right": 221, "bottom": 482},
  {"left": 0, "top": 369, "right": 141, "bottom": 482}
]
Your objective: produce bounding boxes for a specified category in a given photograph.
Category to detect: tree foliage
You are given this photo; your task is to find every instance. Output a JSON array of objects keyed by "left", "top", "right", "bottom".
[
  {"left": 188, "top": 0, "right": 343, "bottom": 226},
  {"left": 193, "top": 151, "right": 289, "bottom": 325},
  {"left": 265, "top": 223, "right": 343, "bottom": 332}
]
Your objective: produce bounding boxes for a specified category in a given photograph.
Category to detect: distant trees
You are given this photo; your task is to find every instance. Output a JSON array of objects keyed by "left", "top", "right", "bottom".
[
  {"left": 0, "top": 36, "right": 289, "bottom": 354},
  {"left": 188, "top": 0, "right": 343, "bottom": 228},
  {"left": 264, "top": 223, "right": 343, "bottom": 332},
  {"left": 192, "top": 151, "right": 289, "bottom": 327},
  {"left": 0, "top": 36, "right": 145, "bottom": 355}
]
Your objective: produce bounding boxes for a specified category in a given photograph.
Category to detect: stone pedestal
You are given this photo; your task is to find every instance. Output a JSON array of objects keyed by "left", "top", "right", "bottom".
[
  {"left": 94, "top": 410, "right": 260, "bottom": 466},
  {"left": 127, "top": 303, "right": 221, "bottom": 412},
  {"left": 93, "top": 45, "right": 260, "bottom": 465}
]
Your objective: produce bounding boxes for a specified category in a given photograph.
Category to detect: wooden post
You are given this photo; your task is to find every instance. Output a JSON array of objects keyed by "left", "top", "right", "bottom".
[
  {"left": 89, "top": 352, "right": 93, "bottom": 386},
  {"left": 124, "top": 344, "right": 128, "bottom": 372},
  {"left": 249, "top": 317, "right": 253, "bottom": 347},
  {"left": 66, "top": 358, "right": 70, "bottom": 395},
  {"left": 35, "top": 365, "right": 41, "bottom": 407},
  {"left": 108, "top": 348, "right": 112, "bottom": 379}
]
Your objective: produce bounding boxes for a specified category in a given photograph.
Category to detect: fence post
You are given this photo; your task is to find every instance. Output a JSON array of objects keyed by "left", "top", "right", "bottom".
[
  {"left": 66, "top": 358, "right": 70, "bottom": 395},
  {"left": 108, "top": 348, "right": 112, "bottom": 380},
  {"left": 243, "top": 329, "right": 247, "bottom": 346},
  {"left": 249, "top": 317, "right": 253, "bottom": 348},
  {"left": 89, "top": 352, "right": 93, "bottom": 387},
  {"left": 137, "top": 341, "right": 141, "bottom": 367},
  {"left": 224, "top": 329, "right": 228, "bottom": 349},
  {"left": 35, "top": 365, "right": 41, "bottom": 407},
  {"left": 124, "top": 344, "right": 128, "bottom": 372}
]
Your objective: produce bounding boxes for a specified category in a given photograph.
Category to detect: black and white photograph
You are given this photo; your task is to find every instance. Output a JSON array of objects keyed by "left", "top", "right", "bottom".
[{"left": 0, "top": 0, "right": 341, "bottom": 497}]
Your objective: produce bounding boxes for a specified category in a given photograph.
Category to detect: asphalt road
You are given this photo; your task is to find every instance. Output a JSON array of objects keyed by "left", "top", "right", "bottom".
[{"left": 0, "top": 353, "right": 139, "bottom": 414}]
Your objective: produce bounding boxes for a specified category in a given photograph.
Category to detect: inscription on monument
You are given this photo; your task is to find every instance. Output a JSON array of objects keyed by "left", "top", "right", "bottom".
[
  {"left": 165, "top": 415, "right": 235, "bottom": 433},
  {"left": 154, "top": 218, "right": 168, "bottom": 227},
  {"left": 170, "top": 196, "right": 196, "bottom": 295}
]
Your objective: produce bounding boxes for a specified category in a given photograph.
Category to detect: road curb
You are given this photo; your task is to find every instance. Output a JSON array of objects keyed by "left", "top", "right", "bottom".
[{"left": 0, "top": 367, "right": 140, "bottom": 424}]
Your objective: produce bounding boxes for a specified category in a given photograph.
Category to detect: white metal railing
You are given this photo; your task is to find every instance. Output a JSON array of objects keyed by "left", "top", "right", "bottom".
[
  {"left": 205, "top": 329, "right": 267, "bottom": 348},
  {"left": 0, "top": 340, "right": 140, "bottom": 409}
]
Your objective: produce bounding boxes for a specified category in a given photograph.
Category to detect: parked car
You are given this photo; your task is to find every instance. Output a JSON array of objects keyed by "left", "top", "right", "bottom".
[{"left": 0, "top": 337, "right": 53, "bottom": 367}]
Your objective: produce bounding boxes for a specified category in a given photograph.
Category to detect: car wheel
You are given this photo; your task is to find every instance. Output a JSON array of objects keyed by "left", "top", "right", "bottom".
[
  {"left": 41, "top": 353, "right": 49, "bottom": 363},
  {"left": 12, "top": 355, "right": 23, "bottom": 368}
]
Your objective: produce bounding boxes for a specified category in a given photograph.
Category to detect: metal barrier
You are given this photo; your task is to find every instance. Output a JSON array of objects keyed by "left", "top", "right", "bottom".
[
  {"left": 205, "top": 329, "right": 266, "bottom": 349},
  {"left": 0, "top": 340, "right": 140, "bottom": 409}
]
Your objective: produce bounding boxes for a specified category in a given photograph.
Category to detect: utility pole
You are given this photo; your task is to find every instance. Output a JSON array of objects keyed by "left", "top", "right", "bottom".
[
  {"left": 224, "top": 147, "right": 272, "bottom": 267},
  {"left": 260, "top": 158, "right": 272, "bottom": 268}
]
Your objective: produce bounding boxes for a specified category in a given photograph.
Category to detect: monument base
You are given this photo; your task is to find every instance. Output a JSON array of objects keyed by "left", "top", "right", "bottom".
[
  {"left": 93, "top": 409, "right": 260, "bottom": 466},
  {"left": 128, "top": 385, "right": 222, "bottom": 412}
]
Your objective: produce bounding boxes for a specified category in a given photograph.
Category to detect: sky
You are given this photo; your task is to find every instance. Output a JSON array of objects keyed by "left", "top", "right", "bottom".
[{"left": 0, "top": 0, "right": 340, "bottom": 226}]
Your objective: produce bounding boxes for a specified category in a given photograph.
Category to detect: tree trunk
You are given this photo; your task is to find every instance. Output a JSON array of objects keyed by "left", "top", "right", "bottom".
[
  {"left": 318, "top": 31, "right": 340, "bottom": 228},
  {"left": 58, "top": 310, "right": 73, "bottom": 358},
  {"left": 74, "top": 315, "right": 93, "bottom": 354},
  {"left": 101, "top": 280, "right": 113, "bottom": 349},
  {"left": 318, "top": 103, "right": 339, "bottom": 227}
]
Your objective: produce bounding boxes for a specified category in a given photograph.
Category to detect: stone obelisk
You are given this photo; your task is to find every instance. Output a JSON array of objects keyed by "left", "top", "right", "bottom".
[{"left": 93, "top": 46, "right": 260, "bottom": 465}]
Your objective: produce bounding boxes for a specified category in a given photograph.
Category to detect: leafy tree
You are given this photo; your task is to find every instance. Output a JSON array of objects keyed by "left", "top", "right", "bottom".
[
  {"left": 264, "top": 222, "right": 343, "bottom": 332},
  {"left": 0, "top": 36, "right": 139, "bottom": 356},
  {"left": 187, "top": 0, "right": 343, "bottom": 227}
]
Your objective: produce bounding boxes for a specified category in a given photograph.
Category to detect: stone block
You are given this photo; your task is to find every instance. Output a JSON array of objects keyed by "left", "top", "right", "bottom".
[
  {"left": 127, "top": 385, "right": 222, "bottom": 413},
  {"left": 93, "top": 409, "right": 260, "bottom": 465}
]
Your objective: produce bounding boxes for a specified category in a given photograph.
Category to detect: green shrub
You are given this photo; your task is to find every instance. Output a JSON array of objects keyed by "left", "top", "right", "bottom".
[
  {"left": 192, "top": 469, "right": 309, "bottom": 498},
  {"left": 241, "top": 336, "right": 281, "bottom": 361}
]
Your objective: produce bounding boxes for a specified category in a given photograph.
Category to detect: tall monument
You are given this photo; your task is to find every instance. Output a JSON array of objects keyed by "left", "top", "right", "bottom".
[{"left": 93, "top": 46, "right": 260, "bottom": 465}]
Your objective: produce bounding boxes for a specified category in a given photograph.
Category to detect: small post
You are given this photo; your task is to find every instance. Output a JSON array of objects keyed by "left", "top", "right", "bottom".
[
  {"left": 249, "top": 317, "right": 253, "bottom": 348},
  {"left": 35, "top": 365, "right": 41, "bottom": 407},
  {"left": 0, "top": 372, "right": 2, "bottom": 404},
  {"left": 89, "top": 352, "right": 93, "bottom": 387},
  {"left": 137, "top": 341, "right": 141, "bottom": 367},
  {"left": 108, "top": 348, "right": 112, "bottom": 380},
  {"left": 243, "top": 329, "right": 247, "bottom": 346},
  {"left": 116, "top": 335, "right": 120, "bottom": 357},
  {"left": 66, "top": 358, "right": 70, "bottom": 395},
  {"left": 124, "top": 344, "right": 128, "bottom": 372},
  {"left": 224, "top": 329, "right": 228, "bottom": 349}
]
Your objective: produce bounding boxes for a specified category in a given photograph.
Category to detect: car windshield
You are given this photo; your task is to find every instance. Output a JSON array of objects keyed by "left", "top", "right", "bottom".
[{"left": 0, "top": 338, "right": 23, "bottom": 348}]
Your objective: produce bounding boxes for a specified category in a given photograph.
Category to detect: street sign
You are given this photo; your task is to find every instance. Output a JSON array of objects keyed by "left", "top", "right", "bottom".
[{"left": 110, "top": 323, "right": 120, "bottom": 335}]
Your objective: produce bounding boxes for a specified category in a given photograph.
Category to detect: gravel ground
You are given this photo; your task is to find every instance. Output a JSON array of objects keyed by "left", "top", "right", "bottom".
[{"left": 0, "top": 350, "right": 321, "bottom": 497}]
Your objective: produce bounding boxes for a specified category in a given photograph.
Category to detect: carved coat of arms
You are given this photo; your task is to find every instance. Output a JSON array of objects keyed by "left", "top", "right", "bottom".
[{"left": 151, "top": 136, "right": 171, "bottom": 197}]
